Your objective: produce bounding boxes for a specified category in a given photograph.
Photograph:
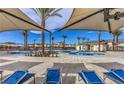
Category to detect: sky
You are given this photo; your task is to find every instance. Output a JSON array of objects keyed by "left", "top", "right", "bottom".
[
  {"left": 0, "top": 30, "right": 124, "bottom": 44},
  {"left": 0, "top": 8, "right": 124, "bottom": 44}
]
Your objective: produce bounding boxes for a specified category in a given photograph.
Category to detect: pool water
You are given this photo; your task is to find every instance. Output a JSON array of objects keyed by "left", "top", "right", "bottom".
[
  {"left": 10, "top": 51, "right": 31, "bottom": 54},
  {"left": 63, "top": 50, "right": 105, "bottom": 56}
]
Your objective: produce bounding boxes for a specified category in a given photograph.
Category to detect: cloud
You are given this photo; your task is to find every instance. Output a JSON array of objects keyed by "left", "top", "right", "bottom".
[
  {"left": 87, "top": 31, "right": 94, "bottom": 34},
  {"left": 30, "top": 30, "right": 41, "bottom": 34}
]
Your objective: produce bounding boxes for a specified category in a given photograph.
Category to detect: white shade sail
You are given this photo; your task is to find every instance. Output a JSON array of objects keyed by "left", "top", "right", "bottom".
[
  {"left": 0, "top": 8, "right": 49, "bottom": 32},
  {"left": 60, "top": 8, "right": 124, "bottom": 32}
]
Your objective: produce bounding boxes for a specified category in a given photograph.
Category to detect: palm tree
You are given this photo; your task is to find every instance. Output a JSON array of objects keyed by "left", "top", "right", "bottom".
[
  {"left": 51, "top": 36, "right": 55, "bottom": 49},
  {"left": 51, "top": 36, "right": 55, "bottom": 55},
  {"left": 32, "top": 8, "right": 62, "bottom": 54},
  {"left": 112, "top": 30, "right": 122, "bottom": 51},
  {"left": 33, "top": 39, "right": 36, "bottom": 49},
  {"left": 77, "top": 37, "right": 81, "bottom": 45},
  {"left": 23, "top": 30, "right": 28, "bottom": 50},
  {"left": 61, "top": 35, "right": 67, "bottom": 49},
  {"left": 98, "top": 31, "right": 101, "bottom": 52},
  {"left": 86, "top": 38, "right": 90, "bottom": 42},
  {"left": 82, "top": 37, "right": 85, "bottom": 44},
  {"left": 112, "top": 34, "right": 116, "bottom": 51}
]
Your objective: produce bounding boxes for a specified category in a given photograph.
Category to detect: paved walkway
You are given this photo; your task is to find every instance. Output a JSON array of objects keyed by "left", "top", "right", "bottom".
[{"left": 0, "top": 51, "right": 123, "bottom": 84}]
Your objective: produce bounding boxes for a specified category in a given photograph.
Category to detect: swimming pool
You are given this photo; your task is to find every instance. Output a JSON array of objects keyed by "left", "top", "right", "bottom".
[
  {"left": 10, "top": 51, "right": 31, "bottom": 55},
  {"left": 63, "top": 50, "right": 105, "bottom": 56}
]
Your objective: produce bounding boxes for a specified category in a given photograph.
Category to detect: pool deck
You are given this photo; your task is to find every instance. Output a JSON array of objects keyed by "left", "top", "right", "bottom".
[{"left": 0, "top": 51, "right": 124, "bottom": 84}]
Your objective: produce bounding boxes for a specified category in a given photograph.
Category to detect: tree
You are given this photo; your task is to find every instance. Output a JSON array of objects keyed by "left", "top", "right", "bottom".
[
  {"left": 33, "top": 39, "right": 36, "bottom": 49},
  {"left": 51, "top": 36, "right": 55, "bottom": 55},
  {"left": 77, "top": 37, "right": 81, "bottom": 45},
  {"left": 98, "top": 31, "right": 101, "bottom": 52},
  {"left": 112, "top": 30, "right": 122, "bottom": 51},
  {"left": 23, "top": 30, "right": 28, "bottom": 50},
  {"left": 61, "top": 35, "right": 67, "bottom": 49},
  {"left": 51, "top": 36, "right": 55, "bottom": 49},
  {"left": 32, "top": 8, "right": 62, "bottom": 54},
  {"left": 86, "top": 38, "right": 90, "bottom": 42},
  {"left": 112, "top": 34, "right": 116, "bottom": 51},
  {"left": 82, "top": 37, "right": 86, "bottom": 44}
]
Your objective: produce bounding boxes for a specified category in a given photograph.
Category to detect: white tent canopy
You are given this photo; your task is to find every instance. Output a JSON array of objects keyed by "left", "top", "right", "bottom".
[
  {"left": 0, "top": 8, "right": 49, "bottom": 32},
  {"left": 60, "top": 8, "right": 124, "bottom": 32}
]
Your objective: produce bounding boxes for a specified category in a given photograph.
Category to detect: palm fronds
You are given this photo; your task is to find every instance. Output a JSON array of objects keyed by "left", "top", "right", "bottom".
[{"left": 31, "top": 8, "right": 63, "bottom": 20}]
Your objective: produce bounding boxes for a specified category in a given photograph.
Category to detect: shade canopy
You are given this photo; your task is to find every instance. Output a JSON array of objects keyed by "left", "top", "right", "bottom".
[
  {"left": 60, "top": 8, "right": 124, "bottom": 32},
  {"left": 0, "top": 8, "right": 50, "bottom": 33}
]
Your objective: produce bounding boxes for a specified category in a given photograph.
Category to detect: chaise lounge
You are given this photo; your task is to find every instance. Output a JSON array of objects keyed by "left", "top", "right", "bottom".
[
  {"left": 44, "top": 68, "right": 62, "bottom": 84},
  {"left": 104, "top": 68, "right": 124, "bottom": 84},
  {"left": 1, "top": 70, "right": 35, "bottom": 84},
  {"left": 78, "top": 70, "right": 104, "bottom": 84}
]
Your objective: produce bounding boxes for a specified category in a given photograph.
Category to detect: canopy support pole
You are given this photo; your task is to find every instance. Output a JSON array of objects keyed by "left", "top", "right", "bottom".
[{"left": 104, "top": 8, "right": 112, "bottom": 33}]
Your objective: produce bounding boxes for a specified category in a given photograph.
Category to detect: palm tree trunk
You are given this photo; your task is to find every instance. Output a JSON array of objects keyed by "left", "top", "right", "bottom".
[
  {"left": 42, "top": 30, "right": 45, "bottom": 54},
  {"left": 63, "top": 39, "right": 65, "bottom": 49},
  {"left": 24, "top": 31, "right": 28, "bottom": 50},
  {"left": 51, "top": 39, "right": 54, "bottom": 56},
  {"left": 112, "top": 35, "right": 115, "bottom": 51},
  {"left": 52, "top": 40, "right": 54, "bottom": 49},
  {"left": 116, "top": 36, "right": 119, "bottom": 51},
  {"left": 78, "top": 40, "right": 80, "bottom": 45},
  {"left": 41, "top": 9, "right": 45, "bottom": 55},
  {"left": 24, "top": 36, "right": 26, "bottom": 50},
  {"left": 34, "top": 39, "right": 35, "bottom": 49},
  {"left": 82, "top": 40, "right": 84, "bottom": 45},
  {"left": 98, "top": 31, "right": 101, "bottom": 52},
  {"left": 50, "top": 33, "right": 52, "bottom": 54}
]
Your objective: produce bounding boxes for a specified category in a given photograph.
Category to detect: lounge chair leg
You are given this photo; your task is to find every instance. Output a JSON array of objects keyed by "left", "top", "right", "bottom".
[
  {"left": 78, "top": 75, "right": 81, "bottom": 81},
  {"left": 33, "top": 74, "right": 35, "bottom": 84},
  {"left": 103, "top": 74, "right": 107, "bottom": 81},
  {"left": 33, "top": 75, "right": 35, "bottom": 84},
  {"left": 1, "top": 73, "right": 2, "bottom": 81}
]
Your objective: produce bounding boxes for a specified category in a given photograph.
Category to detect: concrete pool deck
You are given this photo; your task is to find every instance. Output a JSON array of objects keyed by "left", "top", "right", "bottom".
[{"left": 0, "top": 51, "right": 124, "bottom": 84}]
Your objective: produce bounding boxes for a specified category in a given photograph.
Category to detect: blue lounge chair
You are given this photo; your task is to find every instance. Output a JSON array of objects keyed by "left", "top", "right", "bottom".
[
  {"left": 2, "top": 70, "right": 35, "bottom": 84},
  {"left": 79, "top": 70, "right": 104, "bottom": 84},
  {"left": 104, "top": 69, "right": 124, "bottom": 84},
  {"left": 18, "top": 73, "right": 35, "bottom": 84},
  {"left": 112, "top": 69, "right": 124, "bottom": 79},
  {"left": 44, "top": 68, "right": 61, "bottom": 84}
]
